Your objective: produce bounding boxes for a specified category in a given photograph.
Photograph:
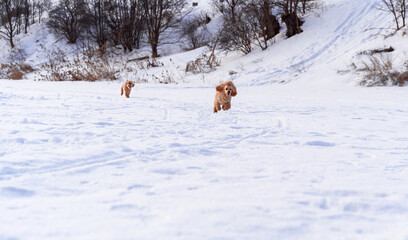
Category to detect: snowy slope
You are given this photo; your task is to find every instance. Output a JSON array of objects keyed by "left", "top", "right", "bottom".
[
  {"left": 1, "top": 0, "right": 398, "bottom": 86},
  {"left": 1, "top": 0, "right": 408, "bottom": 239},
  {"left": 200, "top": 0, "right": 392, "bottom": 86},
  {"left": 119, "top": 0, "right": 398, "bottom": 86}
]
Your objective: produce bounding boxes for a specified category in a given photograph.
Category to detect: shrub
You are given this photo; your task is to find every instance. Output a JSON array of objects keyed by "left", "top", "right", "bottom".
[
  {"left": 356, "top": 53, "right": 408, "bottom": 86},
  {"left": 137, "top": 70, "right": 176, "bottom": 84},
  {"left": 185, "top": 53, "right": 220, "bottom": 74}
]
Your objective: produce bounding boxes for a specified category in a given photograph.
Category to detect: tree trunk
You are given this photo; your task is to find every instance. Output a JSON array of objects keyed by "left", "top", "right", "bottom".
[
  {"left": 392, "top": 11, "right": 400, "bottom": 30},
  {"left": 262, "top": 1, "right": 280, "bottom": 40},
  {"left": 301, "top": 0, "right": 307, "bottom": 14},
  {"left": 282, "top": 12, "right": 303, "bottom": 38},
  {"left": 152, "top": 44, "right": 159, "bottom": 58},
  {"left": 401, "top": 0, "right": 406, "bottom": 28},
  {"left": 7, "top": 21, "right": 15, "bottom": 48},
  {"left": 9, "top": 37, "right": 15, "bottom": 49}
]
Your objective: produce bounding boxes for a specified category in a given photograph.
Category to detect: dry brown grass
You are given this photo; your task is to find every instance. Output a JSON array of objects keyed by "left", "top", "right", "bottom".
[
  {"left": 41, "top": 51, "right": 117, "bottom": 81},
  {"left": 357, "top": 54, "right": 408, "bottom": 87},
  {"left": 0, "top": 63, "right": 35, "bottom": 80}
]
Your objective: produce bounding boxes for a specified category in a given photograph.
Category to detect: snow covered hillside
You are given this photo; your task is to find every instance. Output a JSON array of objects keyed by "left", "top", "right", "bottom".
[
  {"left": 1, "top": 0, "right": 408, "bottom": 239},
  {"left": 1, "top": 0, "right": 401, "bottom": 86}
]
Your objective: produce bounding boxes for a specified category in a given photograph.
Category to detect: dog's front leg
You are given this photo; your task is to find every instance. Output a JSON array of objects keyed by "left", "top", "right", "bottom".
[
  {"left": 222, "top": 102, "right": 231, "bottom": 111},
  {"left": 214, "top": 102, "right": 221, "bottom": 113}
]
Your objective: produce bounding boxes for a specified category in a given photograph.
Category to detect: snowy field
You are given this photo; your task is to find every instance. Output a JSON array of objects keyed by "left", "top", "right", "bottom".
[{"left": 1, "top": 80, "right": 408, "bottom": 240}]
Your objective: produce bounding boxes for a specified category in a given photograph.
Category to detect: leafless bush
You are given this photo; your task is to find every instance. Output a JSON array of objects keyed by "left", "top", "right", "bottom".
[
  {"left": 137, "top": 70, "right": 176, "bottom": 84},
  {"left": 125, "top": 58, "right": 164, "bottom": 72},
  {"left": 124, "top": 57, "right": 181, "bottom": 84},
  {"left": 152, "top": 71, "right": 176, "bottom": 84},
  {"left": 137, "top": 59, "right": 164, "bottom": 69},
  {"left": 356, "top": 54, "right": 408, "bottom": 86},
  {"left": 185, "top": 53, "right": 220, "bottom": 74}
]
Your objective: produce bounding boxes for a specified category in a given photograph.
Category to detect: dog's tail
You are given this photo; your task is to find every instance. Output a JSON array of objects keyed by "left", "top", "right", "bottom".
[{"left": 121, "top": 87, "right": 123, "bottom": 95}]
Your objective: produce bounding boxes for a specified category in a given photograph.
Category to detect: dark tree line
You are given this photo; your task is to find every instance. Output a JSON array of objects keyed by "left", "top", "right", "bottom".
[
  {"left": 46, "top": 0, "right": 189, "bottom": 57},
  {"left": 1, "top": 0, "right": 189, "bottom": 55},
  {"left": 0, "top": 0, "right": 51, "bottom": 48},
  {"left": 1, "top": 0, "right": 317, "bottom": 56}
]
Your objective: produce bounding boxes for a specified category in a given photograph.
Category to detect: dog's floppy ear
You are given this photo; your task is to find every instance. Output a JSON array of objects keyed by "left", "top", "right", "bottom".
[
  {"left": 230, "top": 82, "right": 237, "bottom": 96},
  {"left": 216, "top": 82, "right": 224, "bottom": 92}
]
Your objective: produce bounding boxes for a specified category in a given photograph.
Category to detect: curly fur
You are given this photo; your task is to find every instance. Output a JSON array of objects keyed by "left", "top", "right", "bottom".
[
  {"left": 121, "top": 80, "right": 135, "bottom": 98},
  {"left": 213, "top": 81, "right": 237, "bottom": 113}
]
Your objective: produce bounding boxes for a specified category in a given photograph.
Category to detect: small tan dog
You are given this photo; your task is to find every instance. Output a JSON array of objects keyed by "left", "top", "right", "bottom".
[
  {"left": 121, "top": 80, "right": 135, "bottom": 98},
  {"left": 213, "top": 81, "right": 237, "bottom": 113}
]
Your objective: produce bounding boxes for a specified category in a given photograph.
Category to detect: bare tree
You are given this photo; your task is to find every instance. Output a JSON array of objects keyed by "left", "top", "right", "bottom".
[
  {"left": 0, "top": 0, "right": 23, "bottom": 48},
  {"left": 211, "top": 0, "right": 245, "bottom": 24},
  {"left": 300, "top": 0, "right": 315, "bottom": 14},
  {"left": 260, "top": 0, "right": 280, "bottom": 40},
  {"left": 141, "top": 0, "right": 189, "bottom": 57},
  {"left": 22, "top": 0, "right": 31, "bottom": 34},
  {"left": 103, "top": 0, "right": 144, "bottom": 52},
  {"left": 246, "top": 0, "right": 280, "bottom": 50},
  {"left": 212, "top": 0, "right": 253, "bottom": 53},
  {"left": 181, "top": 12, "right": 210, "bottom": 50},
  {"left": 47, "top": 0, "right": 88, "bottom": 44},
  {"left": 225, "top": 18, "right": 253, "bottom": 54},
  {"left": 33, "top": 0, "right": 52, "bottom": 23},
  {"left": 120, "top": 0, "right": 144, "bottom": 51},
  {"left": 104, "top": 0, "right": 122, "bottom": 46},
  {"left": 381, "top": 0, "right": 407, "bottom": 30},
  {"left": 87, "top": 0, "right": 109, "bottom": 52},
  {"left": 212, "top": 0, "right": 280, "bottom": 54}
]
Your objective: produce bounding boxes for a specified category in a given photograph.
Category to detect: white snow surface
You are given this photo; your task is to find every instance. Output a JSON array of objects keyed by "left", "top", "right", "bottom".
[
  {"left": 1, "top": 80, "right": 408, "bottom": 240},
  {"left": 1, "top": 0, "right": 408, "bottom": 239}
]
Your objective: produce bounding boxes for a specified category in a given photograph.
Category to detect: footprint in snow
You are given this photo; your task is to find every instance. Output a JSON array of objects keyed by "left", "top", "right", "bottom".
[
  {"left": 304, "top": 141, "right": 336, "bottom": 147},
  {"left": 1, "top": 187, "right": 35, "bottom": 198}
]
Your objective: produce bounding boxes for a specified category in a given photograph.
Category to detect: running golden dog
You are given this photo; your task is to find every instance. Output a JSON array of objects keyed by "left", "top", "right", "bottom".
[
  {"left": 121, "top": 80, "right": 135, "bottom": 98},
  {"left": 213, "top": 81, "right": 237, "bottom": 113}
]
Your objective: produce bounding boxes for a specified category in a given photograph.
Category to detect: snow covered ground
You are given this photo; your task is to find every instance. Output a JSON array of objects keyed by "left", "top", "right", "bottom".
[
  {"left": 1, "top": 0, "right": 408, "bottom": 239},
  {"left": 1, "top": 80, "right": 408, "bottom": 240}
]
